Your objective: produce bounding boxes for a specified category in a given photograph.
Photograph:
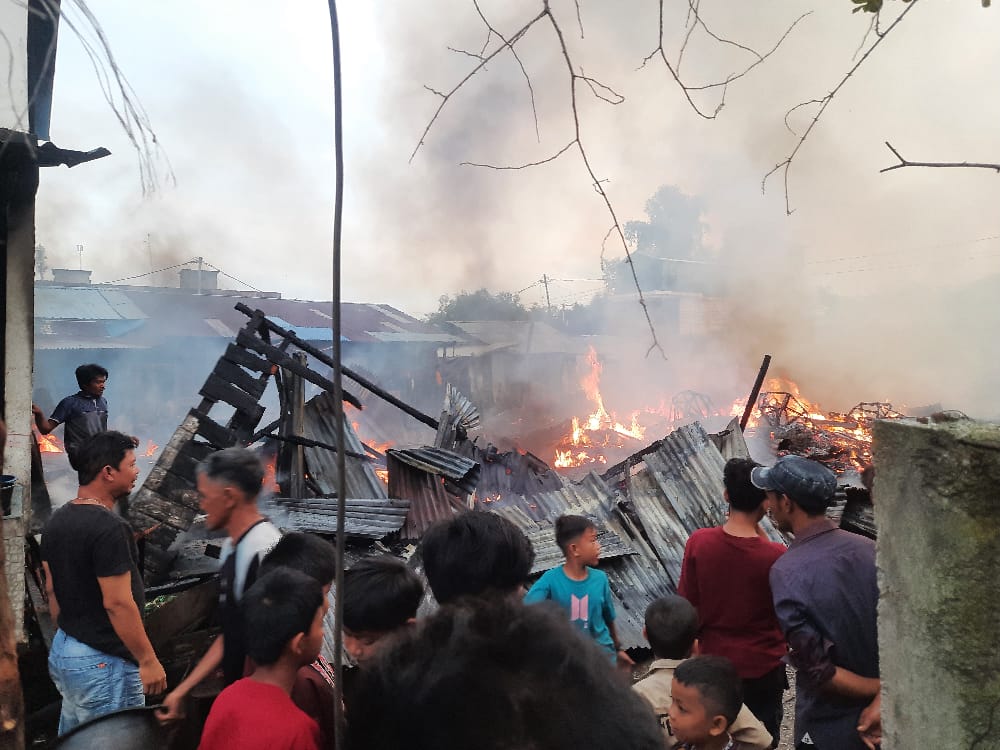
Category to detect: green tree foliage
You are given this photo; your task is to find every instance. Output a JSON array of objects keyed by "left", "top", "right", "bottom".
[
  {"left": 428, "top": 288, "right": 530, "bottom": 322},
  {"left": 605, "top": 186, "right": 713, "bottom": 294}
]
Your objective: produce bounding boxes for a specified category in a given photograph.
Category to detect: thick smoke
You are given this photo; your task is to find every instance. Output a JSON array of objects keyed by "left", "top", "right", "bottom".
[{"left": 35, "top": 0, "right": 1000, "bottom": 422}]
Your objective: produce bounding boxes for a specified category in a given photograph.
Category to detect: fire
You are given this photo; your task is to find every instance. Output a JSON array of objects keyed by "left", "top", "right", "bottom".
[
  {"left": 143, "top": 440, "right": 159, "bottom": 457},
  {"left": 374, "top": 468, "right": 389, "bottom": 484},
  {"left": 553, "top": 347, "right": 647, "bottom": 469},
  {"left": 745, "top": 378, "right": 902, "bottom": 472},
  {"left": 37, "top": 432, "right": 64, "bottom": 453},
  {"left": 263, "top": 455, "right": 280, "bottom": 493}
]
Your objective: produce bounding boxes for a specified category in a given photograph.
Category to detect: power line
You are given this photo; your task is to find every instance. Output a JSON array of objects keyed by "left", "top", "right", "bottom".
[
  {"left": 806, "top": 234, "right": 1000, "bottom": 265},
  {"left": 105, "top": 259, "right": 198, "bottom": 284}
]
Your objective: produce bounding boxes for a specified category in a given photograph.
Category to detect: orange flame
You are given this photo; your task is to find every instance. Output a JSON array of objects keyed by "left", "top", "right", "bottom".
[
  {"left": 36, "top": 433, "right": 64, "bottom": 453},
  {"left": 553, "top": 347, "right": 646, "bottom": 469},
  {"left": 143, "top": 440, "right": 159, "bottom": 458}
]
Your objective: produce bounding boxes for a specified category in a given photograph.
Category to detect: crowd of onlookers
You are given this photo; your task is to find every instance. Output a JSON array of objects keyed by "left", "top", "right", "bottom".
[{"left": 36, "top": 364, "right": 882, "bottom": 750}]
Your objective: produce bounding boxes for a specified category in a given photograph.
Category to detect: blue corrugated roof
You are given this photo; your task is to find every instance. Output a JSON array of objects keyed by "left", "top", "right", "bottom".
[{"left": 35, "top": 287, "right": 147, "bottom": 321}]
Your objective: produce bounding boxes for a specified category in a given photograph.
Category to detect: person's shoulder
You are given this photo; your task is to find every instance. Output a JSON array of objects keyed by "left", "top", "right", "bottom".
[
  {"left": 245, "top": 520, "right": 282, "bottom": 553},
  {"left": 587, "top": 566, "right": 610, "bottom": 585}
]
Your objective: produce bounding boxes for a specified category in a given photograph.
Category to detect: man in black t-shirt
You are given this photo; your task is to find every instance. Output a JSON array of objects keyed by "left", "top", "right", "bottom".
[{"left": 41, "top": 431, "right": 167, "bottom": 735}]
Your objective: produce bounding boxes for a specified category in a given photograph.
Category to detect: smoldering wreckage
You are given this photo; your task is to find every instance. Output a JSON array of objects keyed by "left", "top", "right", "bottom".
[{"left": 22, "top": 303, "right": 916, "bottom": 746}]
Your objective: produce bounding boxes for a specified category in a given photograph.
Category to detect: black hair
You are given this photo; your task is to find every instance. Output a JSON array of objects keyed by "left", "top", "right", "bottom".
[
  {"left": 555, "top": 514, "right": 596, "bottom": 554},
  {"left": 75, "top": 363, "right": 108, "bottom": 389},
  {"left": 421, "top": 512, "right": 535, "bottom": 605},
  {"left": 644, "top": 595, "right": 699, "bottom": 659},
  {"left": 673, "top": 655, "right": 742, "bottom": 727},
  {"left": 342, "top": 556, "right": 424, "bottom": 633},
  {"left": 197, "top": 446, "right": 264, "bottom": 499},
  {"left": 347, "top": 597, "right": 663, "bottom": 750},
  {"left": 76, "top": 431, "right": 135, "bottom": 486},
  {"left": 260, "top": 532, "right": 337, "bottom": 586},
  {"left": 241, "top": 568, "right": 323, "bottom": 666},
  {"left": 723, "top": 458, "right": 767, "bottom": 512}
]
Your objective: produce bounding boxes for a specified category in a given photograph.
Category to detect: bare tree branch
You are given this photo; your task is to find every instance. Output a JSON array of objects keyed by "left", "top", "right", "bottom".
[
  {"left": 542, "top": 2, "right": 666, "bottom": 359},
  {"left": 579, "top": 73, "right": 625, "bottom": 105},
  {"left": 472, "top": 0, "right": 540, "bottom": 142},
  {"left": 573, "top": 0, "right": 585, "bottom": 39},
  {"left": 763, "top": 0, "right": 922, "bottom": 214},
  {"left": 448, "top": 46, "right": 487, "bottom": 63},
  {"left": 880, "top": 141, "right": 1000, "bottom": 174},
  {"left": 410, "top": 8, "right": 547, "bottom": 162},
  {"left": 640, "top": 1, "right": 808, "bottom": 120},
  {"left": 461, "top": 140, "right": 575, "bottom": 170}
]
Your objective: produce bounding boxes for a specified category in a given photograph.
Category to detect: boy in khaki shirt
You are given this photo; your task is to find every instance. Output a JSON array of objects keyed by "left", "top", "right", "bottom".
[{"left": 633, "top": 596, "right": 773, "bottom": 750}]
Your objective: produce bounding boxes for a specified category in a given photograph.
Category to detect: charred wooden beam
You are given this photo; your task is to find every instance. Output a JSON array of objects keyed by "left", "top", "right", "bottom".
[
  {"left": 234, "top": 303, "right": 438, "bottom": 430},
  {"left": 236, "top": 328, "right": 363, "bottom": 409},
  {"left": 741, "top": 354, "right": 771, "bottom": 431}
]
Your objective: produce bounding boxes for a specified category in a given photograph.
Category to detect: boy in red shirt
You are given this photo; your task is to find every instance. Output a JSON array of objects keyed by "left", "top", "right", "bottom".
[
  {"left": 677, "top": 458, "right": 787, "bottom": 747},
  {"left": 198, "top": 568, "right": 325, "bottom": 750}
]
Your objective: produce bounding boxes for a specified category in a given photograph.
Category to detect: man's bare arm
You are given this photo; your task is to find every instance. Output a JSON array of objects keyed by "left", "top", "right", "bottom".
[
  {"left": 42, "top": 561, "right": 60, "bottom": 622},
  {"left": 157, "top": 635, "right": 224, "bottom": 721},
  {"left": 822, "top": 668, "right": 880, "bottom": 701},
  {"left": 97, "top": 572, "right": 167, "bottom": 695},
  {"left": 31, "top": 404, "right": 57, "bottom": 434}
]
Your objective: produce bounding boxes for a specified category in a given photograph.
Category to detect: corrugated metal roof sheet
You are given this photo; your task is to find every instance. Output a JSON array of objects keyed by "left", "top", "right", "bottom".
[
  {"left": 388, "top": 454, "right": 468, "bottom": 540},
  {"left": 35, "top": 287, "right": 147, "bottom": 321},
  {"left": 261, "top": 496, "right": 410, "bottom": 539},
  {"left": 709, "top": 417, "right": 751, "bottom": 460},
  {"left": 478, "top": 472, "right": 671, "bottom": 650},
  {"left": 386, "top": 447, "right": 480, "bottom": 495},
  {"left": 488, "top": 503, "right": 636, "bottom": 574},
  {"left": 303, "top": 392, "right": 388, "bottom": 500}
]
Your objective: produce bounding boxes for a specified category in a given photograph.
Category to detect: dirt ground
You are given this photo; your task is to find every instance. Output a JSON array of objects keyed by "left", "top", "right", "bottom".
[{"left": 777, "top": 669, "right": 796, "bottom": 750}]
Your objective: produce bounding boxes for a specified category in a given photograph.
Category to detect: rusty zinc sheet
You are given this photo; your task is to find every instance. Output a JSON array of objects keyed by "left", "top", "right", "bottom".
[
  {"left": 303, "top": 392, "right": 388, "bottom": 500},
  {"left": 261, "top": 496, "right": 410, "bottom": 539}
]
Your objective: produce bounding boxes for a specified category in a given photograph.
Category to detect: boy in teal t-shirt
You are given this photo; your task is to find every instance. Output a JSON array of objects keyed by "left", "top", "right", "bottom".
[{"left": 525, "top": 515, "right": 633, "bottom": 668}]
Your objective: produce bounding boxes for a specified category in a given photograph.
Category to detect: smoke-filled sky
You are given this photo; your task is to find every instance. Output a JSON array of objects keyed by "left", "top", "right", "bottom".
[{"left": 35, "top": 0, "right": 1000, "bottom": 415}]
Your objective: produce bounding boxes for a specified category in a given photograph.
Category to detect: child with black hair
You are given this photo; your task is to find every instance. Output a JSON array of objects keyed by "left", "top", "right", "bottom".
[
  {"left": 633, "top": 597, "right": 771, "bottom": 750},
  {"left": 524, "top": 514, "right": 632, "bottom": 666},
  {"left": 198, "top": 568, "right": 325, "bottom": 750},
  {"left": 421, "top": 511, "right": 535, "bottom": 605},
  {"left": 259, "top": 533, "right": 339, "bottom": 748},
  {"left": 347, "top": 595, "right": 664, "bottom": 750},
  {"left": 342, "top": 556, "right": 424, "bottom": 664},
  {"left": 669, "top": 656, "right": 745, "bottom": 750}
]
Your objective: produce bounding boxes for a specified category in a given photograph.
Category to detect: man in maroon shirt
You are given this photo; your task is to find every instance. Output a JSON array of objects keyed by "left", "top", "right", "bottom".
[{"left": 678, "top": 458, "right": 787, "bottom": 747}]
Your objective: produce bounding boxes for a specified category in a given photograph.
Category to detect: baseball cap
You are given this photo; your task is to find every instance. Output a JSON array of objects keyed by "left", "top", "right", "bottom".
[{"left": 750, "top": 455, "right": 837, "bottom": 512}]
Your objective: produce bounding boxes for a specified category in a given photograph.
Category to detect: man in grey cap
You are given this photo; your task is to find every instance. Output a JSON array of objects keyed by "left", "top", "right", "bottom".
[{"left": 752, "top": 455, "right": 879, "bottom": 750}]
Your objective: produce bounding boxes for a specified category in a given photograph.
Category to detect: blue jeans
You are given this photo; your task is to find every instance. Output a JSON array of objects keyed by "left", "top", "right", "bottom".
[{"left": 48, "top": 629, "right": 144, "bottom": 735}]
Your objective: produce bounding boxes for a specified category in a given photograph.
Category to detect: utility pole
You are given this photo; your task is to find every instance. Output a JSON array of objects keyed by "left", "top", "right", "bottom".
[
  {"left": 196, "top": 256, "right": 203, "bottom": 295},
  {"left": 76, "top": 244, "right": 83, "bottom": 270},
  {"left": 541, "top": 274, "right": 552, "bottom": 314}
]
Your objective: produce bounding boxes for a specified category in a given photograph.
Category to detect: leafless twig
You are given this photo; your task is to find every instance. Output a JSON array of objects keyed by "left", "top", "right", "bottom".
[
  {"left": 763, "top": 0, "right": 922, "bottom": 214},
  {"left": 639, "top": 0, "right": 808, "bottom": 120},
  {"left": 471, "top": 0, "right": 540, "bottom": 142},
  {"left": 461, "top": 140, "right": 574, "bottom": 170},
  {"left": 410, "top": 8, "right": 547, "bottom": 162},
  {"left": 880, "top": 141, "right": 1000, "bottom": 174}
]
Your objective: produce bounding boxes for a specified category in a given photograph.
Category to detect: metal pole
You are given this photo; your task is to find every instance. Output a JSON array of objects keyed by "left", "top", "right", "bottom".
[
  {"left": 325, "top": 3, "right": 348, "bottom": 749},
  {"left": 740, "top": 354, "right": 772, "bottom": 431},
  {"left": 290, "top": 352, "right": 306, "bottom": 499}
]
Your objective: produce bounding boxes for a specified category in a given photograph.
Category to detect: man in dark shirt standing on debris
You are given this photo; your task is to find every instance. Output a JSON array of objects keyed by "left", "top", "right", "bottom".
[
  {"left": 33, "top": 363, "right": 111, "bottom": 471},
  {"left": 753, "top": 455, "right": 879, "bottom": 750},
  {"left": 42, "top": 431, "right": 167, "bottom": 734}
]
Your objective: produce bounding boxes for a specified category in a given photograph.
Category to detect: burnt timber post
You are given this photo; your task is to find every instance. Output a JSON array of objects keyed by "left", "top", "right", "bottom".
[
  {"left": 289, "top": 352, "right": 307, "bottom": 499},
  {"left": 872, "top": 417, "right": 1000, "bottom": 749}
]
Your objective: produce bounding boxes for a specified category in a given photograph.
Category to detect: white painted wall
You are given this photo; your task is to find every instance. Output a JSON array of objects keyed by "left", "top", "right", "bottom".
[{"left": 0, "top": 2, "right": 29, "bottom": 132}]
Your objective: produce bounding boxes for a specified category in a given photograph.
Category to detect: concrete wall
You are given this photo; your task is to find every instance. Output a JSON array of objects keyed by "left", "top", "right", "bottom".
[
  {"left": 2, "top": 487, "right": 24, "bottom": 643},
  {"left": 873, "top": 417, "right": 1000, "bottom": 749},
  {"left": 0, "top": 4, "right": 28, "bottom": 131}
]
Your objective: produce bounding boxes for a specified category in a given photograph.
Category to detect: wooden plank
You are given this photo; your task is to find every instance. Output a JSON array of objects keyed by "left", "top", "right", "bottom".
[
  {"left": 131, "top": 495, "right": 197, "bottom": 536},
  {"left": 236, "top": 329, "right": 363, "bottom": 409},
  {"left": 25, "top": 571, "right": 56, "bottom": 649},
  {"left": 222, "top": 343, "right": 273, "bottom": 374},
  {"left": 192, "top": 411, "right": 238, "bottom": 449},
  {"left": 213, "top": 359, "right": 268, "bottom": 400},
  {"left": 199, "top": 374, "right": 266, "bottom": 421}
]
